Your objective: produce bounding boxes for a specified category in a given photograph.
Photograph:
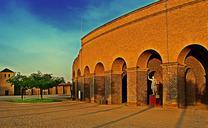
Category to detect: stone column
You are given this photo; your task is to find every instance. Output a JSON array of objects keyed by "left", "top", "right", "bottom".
[
  {"left": 111, "top": 71, "right": 122, "bottom": 104},
  {"left": 73, "top": 78, "right": 78, "bottom": 100},
  {"left": 177, "top": 65, "right": 186, "bottom": 108},
  {"left": 90, "top": 74, "right": 95, "bottom": 103},
  {"left": 94, "top": 75, "right": 105, "bottom": 103},
  {"left": 78, "top": 76, "right": 84, "bottom": 100},
  {"left": 137, "top": 68, "right": 149, "bottom": 106},
  {"left": 57, "top": 86, "right": 63, "bottom": 96},
  {"left": 162, "top": 63, "right": 186, "bottom": 107},
  {"left": 126, "top": 67, "right": 137, "bottom": 105},
  {"left": 105, "top": 71, "right": 112, "bottom": 104},
  {"left": 84, "top": 76, "right": 91, "bottom": 102}
]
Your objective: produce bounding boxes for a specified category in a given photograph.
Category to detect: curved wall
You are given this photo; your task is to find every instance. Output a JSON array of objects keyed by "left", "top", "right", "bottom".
[
  {"left": 72, "top": 0, "right": 208, "bottom": 106},
  {"left": 73, "top": 0, "right": 207, "bottom": 75}
]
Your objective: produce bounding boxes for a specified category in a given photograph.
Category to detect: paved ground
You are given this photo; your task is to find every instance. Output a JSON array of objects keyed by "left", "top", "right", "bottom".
[{"left": 0, "top": 96, "right": 208, "bottom": 128}]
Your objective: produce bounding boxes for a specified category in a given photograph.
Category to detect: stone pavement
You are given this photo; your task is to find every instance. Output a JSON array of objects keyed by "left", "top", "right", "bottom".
[{"left": 0, "top": 99, "right": 208, "bottom": 128}]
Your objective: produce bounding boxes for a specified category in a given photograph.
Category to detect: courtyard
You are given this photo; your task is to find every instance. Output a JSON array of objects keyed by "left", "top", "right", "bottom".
[{"left": 0, "top": 96, "right": 208, "bottom": 128}]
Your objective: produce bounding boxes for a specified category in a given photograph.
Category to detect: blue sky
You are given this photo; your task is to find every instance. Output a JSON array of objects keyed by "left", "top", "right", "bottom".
[{"left": 0, "top": 0, "right": 157, "bottom": 81}]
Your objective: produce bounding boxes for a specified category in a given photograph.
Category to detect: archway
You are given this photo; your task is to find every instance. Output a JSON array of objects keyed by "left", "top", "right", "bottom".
[
  {"left": 94, "top": 63, "right": 105, "bottom": 103},
  {"left": 111, "top": 58, "right": 127, "bottom": 104},
  {"left": 84, "top": 66, "right": 91, "bottom": 102},
  {"left": 77, "top": 69, "right": 81, "bottom": 77},
  {"left": 137, "top": 50, "right": 163, "bottom": 105},
  {"left": 178, "top": 44, "right": 208, "bottom": 106},
  {"left": 122, "top": 71, "right": 127, "bottom": 103}
]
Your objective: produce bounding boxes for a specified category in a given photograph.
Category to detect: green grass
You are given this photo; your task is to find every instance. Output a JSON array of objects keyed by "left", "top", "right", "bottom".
[{"left": 9, "top": 98, "right": 62, "bottom": 103}]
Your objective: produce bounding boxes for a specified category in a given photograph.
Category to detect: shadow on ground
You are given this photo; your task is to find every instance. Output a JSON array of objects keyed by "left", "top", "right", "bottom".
[
  {"left": 0, "top": 103, "right": 99, "bottom": 119},
  {"left": 92, "top": 106, "right": 153, "bottom": 128}
]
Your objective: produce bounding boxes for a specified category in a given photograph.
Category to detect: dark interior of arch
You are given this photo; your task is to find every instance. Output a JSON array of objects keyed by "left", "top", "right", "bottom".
[
  {"left": 111, "top": 59, "right": 127, "bottom": 104},
  {"left": 122, "top": 63, "right": 127, "bottom": 103},
  {"left": 185, "top": 45, "right": 208, "bottom": 105},
  {"left": 147, "top": 51, "right": 163, "bottom": 105}
]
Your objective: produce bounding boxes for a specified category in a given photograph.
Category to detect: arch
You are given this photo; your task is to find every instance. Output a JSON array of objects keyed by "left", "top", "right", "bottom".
[
  {"left": 72, "top": 71, "right": 75, "bottom": 79},
  {"left": 185, "top": 68, "right": 197, "bottom": 105},
  {"left": 111, "top": 57, "right": 127, "bottom": 104},
  {"left": 136, "top": 49, "right": 163, "bottom": 105},
  {"left": 94, "top": 62, "right": 105, "bottom": 103},
  {"left": 177, "top": 44, "right": 208, "bottom": 67},
  {"left": 112, "top": 57, "right": 127, "bottom": 73},
  {"left": 72, "top": 57, "right": 79, "bottom": 76},
  {"left": 84, "top": 66, "right": 91, "bottom": 102},
  {"left": 94, "top": 62, "right": 105, "bottom": 75},
  {"left": 178, "top": 44, "right": 208, "bottom": 106},
  {"left": 137, "top": 49, "right": 162, "bottom": 69},
  {"left": 77, "top": 69, "right": 81, "bottom": 77},
  {"left": 84, "top": 66, "right": 90, "bottom": 77}
]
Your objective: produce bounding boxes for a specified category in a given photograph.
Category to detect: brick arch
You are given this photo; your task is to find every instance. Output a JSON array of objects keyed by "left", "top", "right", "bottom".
[
  {"left": 94, "top": 62, "right": 105, "bottom": 76},
  {"left": 178, "top": 44, "right": 208, "bottom": 105},
  {"left": 72, "top": 57, "right": 79, "bottom": 78},
  {"left": 112, "top": 57, "right": 127, "bottom": 73},
  {"left": 77, "top": 69, "right": 81, "bottom": 77},
  {"left": 84, "top": 66, "right": 90, "bottom": 77},
  {"left": 136, "top": 49, "right": 163, "bottom": 105},
  {"left": 177, "top": 44, "right": 208, "bottom": 66},
  {"left": 111, "top": 57, "right": 127, "bottom": 104},
  {"left": 136, "top": 49, "right": 162, "bottom": 69},
  {"left": 94, "top": 62, "right": 105, "bottom": 103},
  {"left": 84, "top": 66, "right": 91, "bottom": 102}
]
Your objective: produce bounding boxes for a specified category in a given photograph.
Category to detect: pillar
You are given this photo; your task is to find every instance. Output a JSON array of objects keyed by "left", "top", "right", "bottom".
[
  {"left": 105, "top": 71, "right": 112, "bottom": 104},
  {"left": 73, "top": 78, "right": 78, "bottom": 99},
  {"left": 162, "top": 62, "right": 186, "bottom": 107},
  {"left": 57, "top": 86, "right": 63, "bottom": 96},
  {"left": 84, "top": 75, "right": 92, "bottom": 102},
  {"left": 78, "top": 76, "right": 84, "bottom": 100},
  {"left": 177, "top": 65, "right": 186, "bottom": 107},
  {"left": 127, "top": 67, "right": 137, "bottom": 105},
  {"left": 49, "top": 87, "right": 55, "bottom": 95},
  {"left": 90, "top": 74, "right": 95, "bottom": 103},
  {"left": 111, "top": 71, "right": 122, "bottom": 104},
  {"left": 137, "top": 68, "right": 149, "bottom": 106},
  {"left": 94, "top": 75, "right": 105, "bottom": 103}
]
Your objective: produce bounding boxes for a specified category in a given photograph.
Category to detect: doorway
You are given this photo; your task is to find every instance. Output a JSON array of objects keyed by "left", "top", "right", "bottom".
[
  {"left": 5, "top": 90, "right": 9, "bottom": 96},
  {"left": 122, "top": 73, "right": 127, "bottom": 103}
]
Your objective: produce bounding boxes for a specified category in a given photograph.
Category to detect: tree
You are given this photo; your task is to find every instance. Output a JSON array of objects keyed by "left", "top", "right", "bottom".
[
  {"left": 30, "top": 71, "right": 64, "bottom": 99},
  {"left": 7, "top": 73, "right": 31, "bottom": 100},
  {"left": 52, "top": 77, "right": 65, "bottom": 87}
]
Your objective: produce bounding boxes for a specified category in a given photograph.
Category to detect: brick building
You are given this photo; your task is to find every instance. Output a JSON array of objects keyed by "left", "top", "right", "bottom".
[
  {"left": 72, "top": 0, "right": 208, "bottom": 107},
  {"left": 0, "top": 68, "right": 71, "bottom": 97},
  {"left": 0, "top": 68, "right": 15, "bottom": 96}
]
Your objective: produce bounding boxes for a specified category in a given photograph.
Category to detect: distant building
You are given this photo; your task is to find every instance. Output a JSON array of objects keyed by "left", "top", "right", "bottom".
[
  {"left": 49, "top": 82, "right": 72, "bottom": 96},
  {"left": 0, "top": 68, "right": 15, "bottom": 96},
  {"left": 0, "top": 68, "right": 72, "bottom": 97}
]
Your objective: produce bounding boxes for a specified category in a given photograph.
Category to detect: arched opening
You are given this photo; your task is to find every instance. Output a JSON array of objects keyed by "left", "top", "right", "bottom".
[
  {"left": 111, "top": 58, "right": 127, "bottom": 104},
  {"left": 77, "top": 69, "right": 81, "bottom": 77},
  {"left": 94, "top": 63, "right": 105, "bottom": 103},
  {"left": 137, "top": 50, "right": 163, "bottom": 105},
  {"left": 122, "top": 68, "right": 127, "bottom": 103},
  {"left": 178, "top": 44, "right": 208, "bottom": 106},
  {"left": 84, "top": 66, "right": 91, "bottom": 102},
  {"left": 185, "top": 68, "right": 196, "bottom": 105}
]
